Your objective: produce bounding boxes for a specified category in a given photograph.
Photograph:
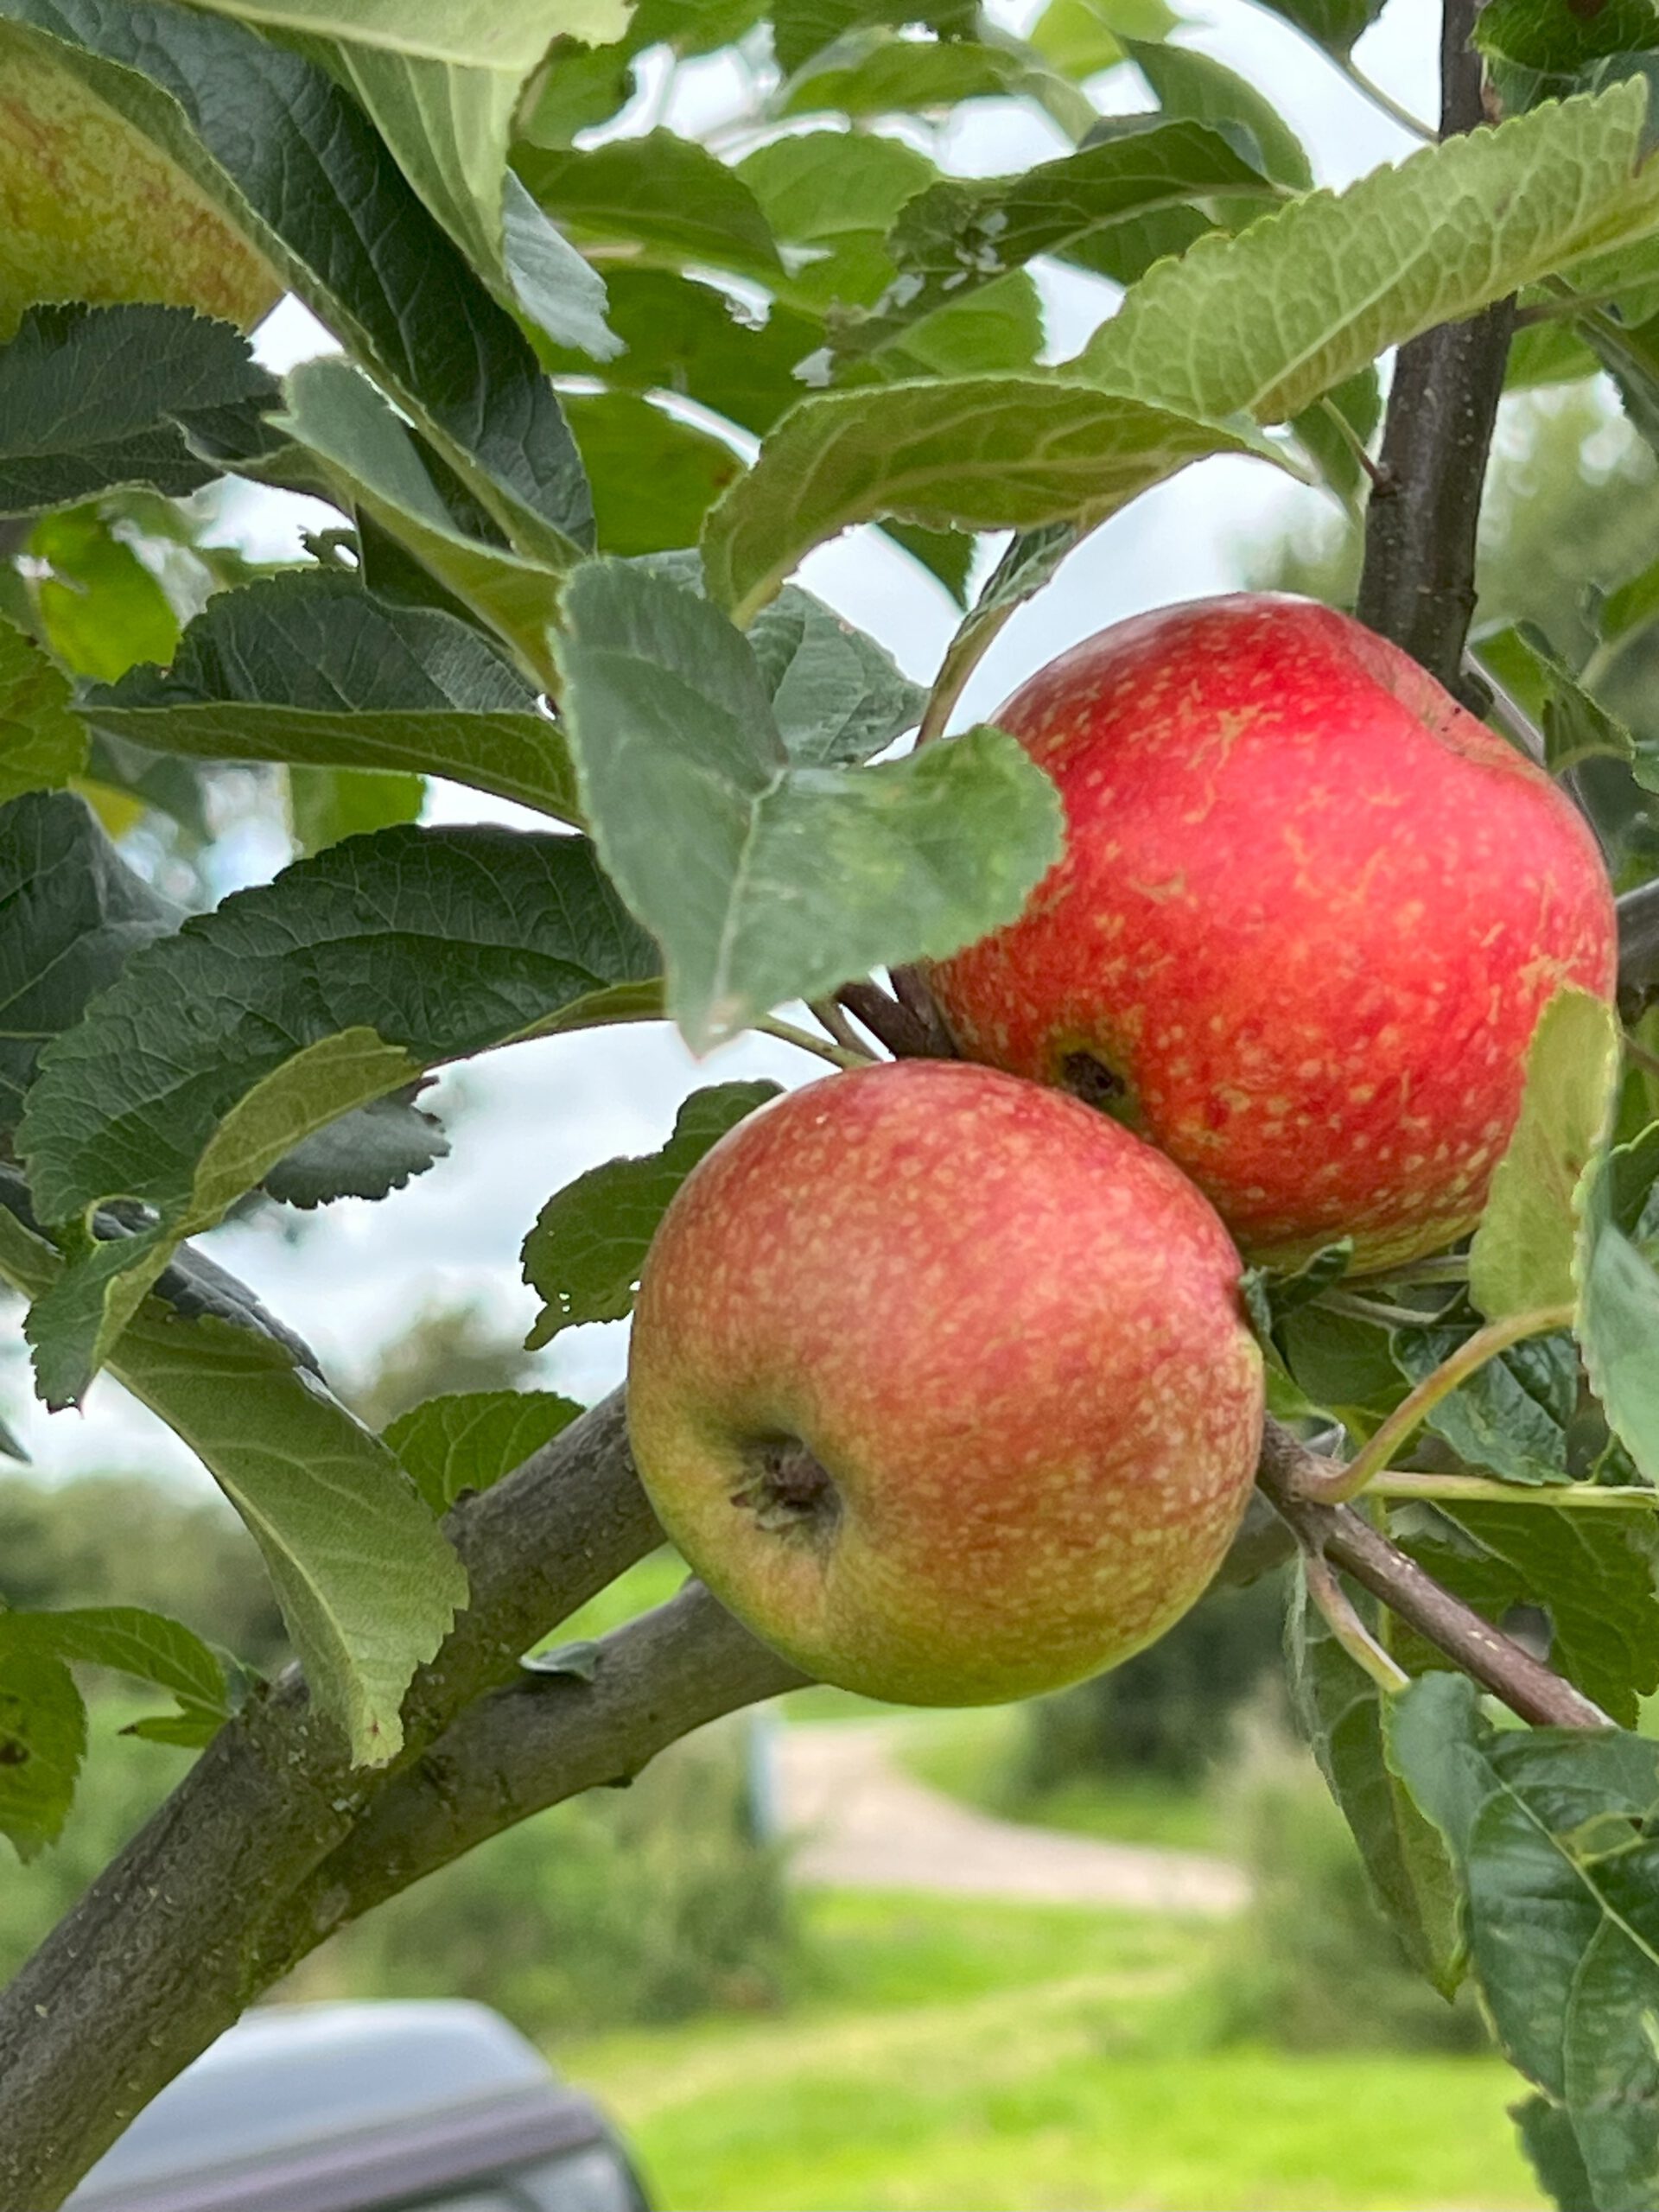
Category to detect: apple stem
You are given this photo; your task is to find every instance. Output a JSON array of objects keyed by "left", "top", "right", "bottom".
[
  {"left": 836, "top": 977, "right": 938, "bottom": 1059},
  {"left": 1295, "top": 1303, "right": 1577, "bottom": 1507},
  {"left": 1370, "top": 1471, "right": 1659, "bottom": 1510},
  {"left": 1257, "top": 1420, "right": 1611, "bottom": 1730},
  {"left": 753, "top": 1015, "right": 873, "bottom": 1071},
  {"left": 1301, "top": 1551, "right": 1411, "bottom": 1694},
  {"left": 807, "top": 998, "right": 881, "bottom": 1062}
]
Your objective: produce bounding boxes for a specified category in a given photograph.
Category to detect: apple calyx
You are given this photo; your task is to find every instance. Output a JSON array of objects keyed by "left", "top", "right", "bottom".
[{"left": 730, "top": 1436, "right": 840, "bottom": 1542}]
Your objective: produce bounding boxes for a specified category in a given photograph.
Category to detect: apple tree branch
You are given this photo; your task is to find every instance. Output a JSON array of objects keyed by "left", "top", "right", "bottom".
[{"left": 1355, "top": 0, "right": 1512, "bottom": 707}]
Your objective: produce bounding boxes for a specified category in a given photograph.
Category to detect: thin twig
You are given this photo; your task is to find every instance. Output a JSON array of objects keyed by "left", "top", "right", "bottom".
[
  {"left": 1303, "top": 1551, "right": 1412, "bottom": 1692},
  {"left": 753, "top": 1015, "right": 871, "bottom": 1071},
  {"left": 1337, "top": 56, "right": 1437, "bottom": 142},
  {"left": 808, "top": 999, "right": 880, "bottom": 1061},
  {"left": 889, "top": 965, "right": 959, "bottom": 1057},
  {"left": 1297, "top": 1303, "right": 1576, "bottom": 1504},
  {"left": 1255, "top": 1421, "right": 1611, "bottom": 1729},
  {"left": 836, "top": 978, "right": 938, "bottom": 1059}
]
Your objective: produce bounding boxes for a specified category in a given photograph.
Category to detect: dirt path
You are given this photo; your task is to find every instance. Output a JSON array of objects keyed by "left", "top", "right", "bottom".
[{"left": 770, "top": 1721, "right": 1249, "bottom": 1916}]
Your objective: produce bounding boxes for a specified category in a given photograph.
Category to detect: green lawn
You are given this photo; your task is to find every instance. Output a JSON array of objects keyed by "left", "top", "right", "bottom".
[
  {"left": 561, "top": 1892, "right": 1542, "bottom": 2212},
  {"left": 895, "top": 1706, "right": 1223, "bottom": 1852}
]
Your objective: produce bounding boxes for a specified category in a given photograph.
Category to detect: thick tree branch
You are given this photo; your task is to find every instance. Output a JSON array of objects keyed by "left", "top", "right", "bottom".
[
  {"left": 1355, "top": 0, "right": 1511, "bottom": 706},
  {"left": 1255, "top": 1420, "right": 1611, "bottom": 1730},
  {"left": 0, "top": 1391, "right": 659, "bottom": 2210},
  {"left": 251, "top": 1585, "right": 806, "bottom": 1989}
]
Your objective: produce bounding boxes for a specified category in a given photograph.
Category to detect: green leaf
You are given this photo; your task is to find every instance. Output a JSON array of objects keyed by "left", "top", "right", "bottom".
[
  {"left": 0, "top": 791, "right": 178, "bottom": 1135},
  {"left": 735, "top": 130, "right": 937, "bottom": 313},
  {"left": 0, "top": 0, "right": 592, "bottom": 557},
  {"left": 1476, "top": 0, "right": 1659, "bottom": 111},
  {"left": 880, "top": 273, "right": 1046, "bottom": 378},
  {"left": 558, "top": 558, "right": 1063, "bottom": 1048},
  {"left": 844, "top": 122, "right": 1277, "bottom": 359},
  {"left": 1127, "top": 38, "right": 1312, "bottom": 191},
  {"left": 262, "top": 1084, "right": 448, "bottom": 1208},
  {"left": 1281, "top": 1302, "right": 1408, "bottom": 1429},
  {"left": 1028, "top": 0, "right": 1176, "bottom": 80},
  {"left": 0, "top": 617, "right": 86, "bottom": 804},
  {"left": 779, "top": 31, "right": 1096, "bottom": 140},
  {"left": 879, "top": 520, "right": 976, "bottom": 604},
  {"left": 1240, "top": 1238, "right": 1354, "bottom": 1340},
  {"left": 264, "top": 358, "right": 569, "bottom": 689},
  {"left": 0, "top": 1604, "right": 231, "bottom": 1738},
  {"left": 538, "top": 269, "right": 825, "bottom": 440},
  {"left": 1287, "top": 1562, "right": 1463, "bottom": 1991},
  {"left": 321, "top": 49, "right": 620, "bottom": 360},
  {"left": 747, "top": 588, "right": 927, "bottom": 765},
  {"left": 1081, "top": 80, "right": 1659, "bottom": 426},
  {"left": 1577, "top": 1137, "right": 1659, "bottom": 1483},
  {"left": 16, "top": 823, "right": 660, "bottom": 1404},
  {"left": 385, "top": 1388, "right": 582, "bottom": 1514},
  {"left": 522, "top": 1080, "right": 779, "bottom": 1344},
  {"left": 1289, "top": 363, "right": 1382, "bottom": 503},
  {"left": 1393, "top": 1324, "right": 1578, "bottom": 1486},
  {"left": 1470, "top": 988, "right": 1623, "bottom": 1320},
  {"left": 517, "top": 130, "right": 785, "bottom": 286},
  {"left": 1516, "top": 2097, "right": 1599, "bottom": 2212},
  {"left": 0, "top": 303, "right": 280, "bottom": 517},
  {"left": 288, "top": 766, "right": 426, "bottom": 856},
  {"left": 1250, "top": 0, "right": 1387, "bottom": 62},
  {"left": 770, "top": 0, "right": 976, "bottom": 77},
  {"left": 0, "top": 1645, "right": 85, "bottom": 1860},
  {"left": 1472, "top": 620, "right": 1656, "bottom": 785},
  {"left": 84, "top": 569, "right": 581, "bottom": 824},
  {"left": 1587, "top": 302, "right": 1659, "bottom": 460},
  {"left": 0, "top": 1194, "right": 467, "bottom": 1765},
  {"left": 565, "top": 393, "right": 746, "bottom": 557},
  {"left": 1392, "top": 1670, "right": 1659, "bottom": 2212},
  {"left": 174, "top": 0, "right": 626, "bottom": 66},
  {"left": 1398, "top": 1502, "right": 1659, "bottom": 1728},
  {"left": 30, "top": 505, "right": 181, "bottom": 683},
  {"left": 701, "top": 375, "right": 1267, "bottom": 624}
]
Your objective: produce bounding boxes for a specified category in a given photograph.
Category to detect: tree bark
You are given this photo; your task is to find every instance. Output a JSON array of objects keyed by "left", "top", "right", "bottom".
[
  {"left": 0, "top": 1391, "right": 659, "bottom": 2210},
  {"left": 1355, "top": 0, "right": 1511, "bottom": 706},
  {"left": 249, "top": 1584, "right": 806, "bottom": 1990}
]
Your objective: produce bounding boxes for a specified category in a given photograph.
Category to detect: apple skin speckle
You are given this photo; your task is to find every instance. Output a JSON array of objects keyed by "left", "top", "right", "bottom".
[
  {"left": 925, "top": 594, "right": 1618, "bottom": 1272},
  {"left": 627, "top": 1062, "right": 1264, "bottom": 1707}
]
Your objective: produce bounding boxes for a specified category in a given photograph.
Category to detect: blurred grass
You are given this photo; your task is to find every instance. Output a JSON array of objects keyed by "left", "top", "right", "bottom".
[
  {"left": 894, "top": 1707, "right": 1223, "bottom": 1852},
  {"left": 564, "top": 1892, "right": 1541, "bottom": 2212}
]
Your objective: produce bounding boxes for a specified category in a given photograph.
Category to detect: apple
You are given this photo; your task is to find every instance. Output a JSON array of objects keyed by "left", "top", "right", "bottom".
[
  {"left": 0, "top": 44, "right": 280, "bottom": 340},
  {"left": 626, "top": 1060, "right": 1264, "bottom": 1706},
  {"left": 925, "top": 594, "right": 1618, "bottom": 1273}
]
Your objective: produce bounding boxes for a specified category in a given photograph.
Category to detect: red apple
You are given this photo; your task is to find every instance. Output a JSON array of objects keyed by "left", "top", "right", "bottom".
[
  {"left": 626, "top": 1061, "right": 1264, "bottom": 1705},
  {"left": 926, "top": 594, "right": 1618, "bottom": 1273}
]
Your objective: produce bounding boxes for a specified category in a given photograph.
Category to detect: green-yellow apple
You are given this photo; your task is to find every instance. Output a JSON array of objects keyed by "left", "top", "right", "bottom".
[
  {"left": 925, "top": 594, "right": 1618, "bottom": 1273},
  {"left": 626, "top": 1060, "right": 1264, "bottom": 1705},
  {"left": 0, "top": 42, "right": 280, "bottom": 339}
]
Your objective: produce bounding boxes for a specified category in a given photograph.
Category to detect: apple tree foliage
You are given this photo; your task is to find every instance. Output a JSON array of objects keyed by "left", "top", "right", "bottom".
[{"left": 6, "top": 0, "right": 1659, "bottom": 2200}]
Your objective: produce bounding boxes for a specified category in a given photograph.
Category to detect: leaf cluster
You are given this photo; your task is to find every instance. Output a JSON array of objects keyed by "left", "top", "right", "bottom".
[{"left": 6, "top": 10, "right": 1659, "bottom": 2200}]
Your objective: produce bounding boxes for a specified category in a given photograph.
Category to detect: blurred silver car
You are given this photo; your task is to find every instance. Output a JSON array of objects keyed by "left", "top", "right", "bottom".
[{"left": 66, "top": 2000, "right": 650, "bottom": 2212}]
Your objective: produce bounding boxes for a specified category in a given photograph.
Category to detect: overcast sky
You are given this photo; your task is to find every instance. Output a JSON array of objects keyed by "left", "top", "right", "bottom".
[{"left": 6, "top": 0, "right": 1445, "bottom": 1486}]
